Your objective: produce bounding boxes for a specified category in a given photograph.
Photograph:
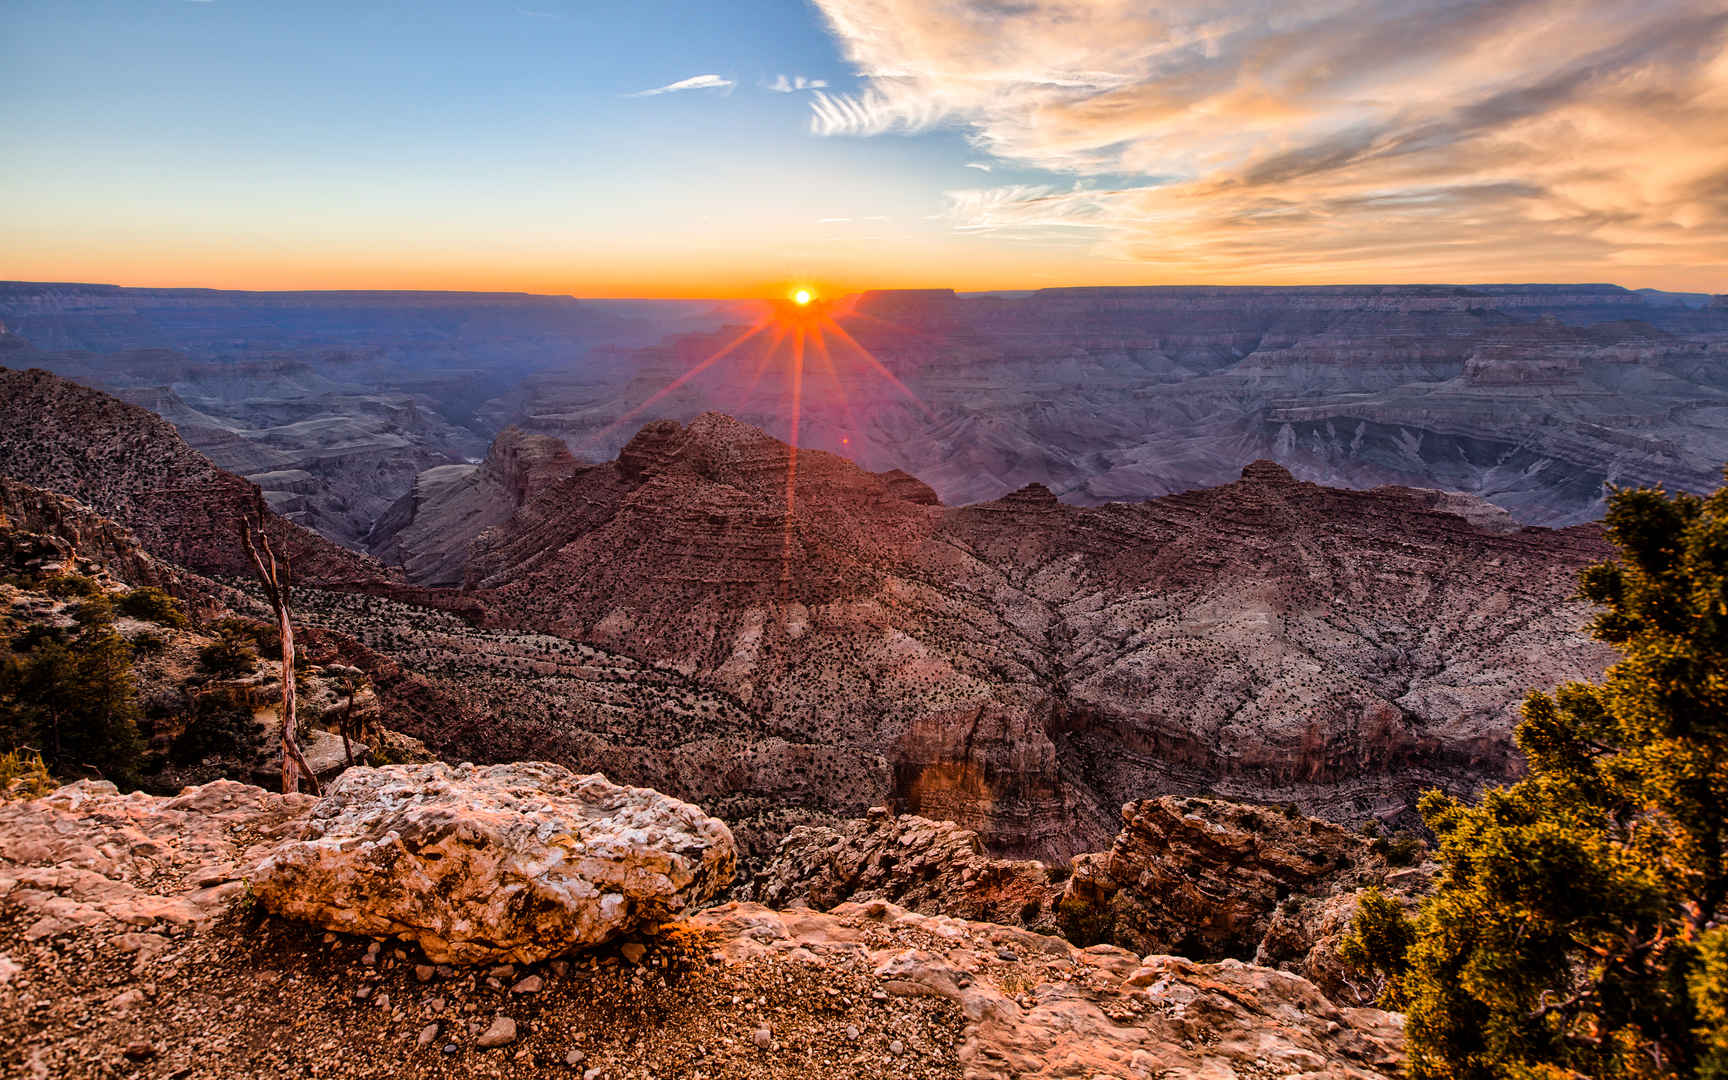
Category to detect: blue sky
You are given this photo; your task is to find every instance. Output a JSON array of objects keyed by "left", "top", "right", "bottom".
[{"left": 3, "top": 0, "right": 1724, "bottom": 295}]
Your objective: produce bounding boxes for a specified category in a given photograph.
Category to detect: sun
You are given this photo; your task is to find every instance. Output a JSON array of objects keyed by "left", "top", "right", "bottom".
[{"left": 791, "top": 287, "right": 814, "bottom": 306}]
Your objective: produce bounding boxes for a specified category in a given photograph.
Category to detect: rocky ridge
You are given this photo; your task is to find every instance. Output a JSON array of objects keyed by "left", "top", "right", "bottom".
[
  {"left": 372, "top": 414, "right": 1614, "bottom": 857},
  {"left": 0, "top": 366, "right": 386, "bottom": 584}
]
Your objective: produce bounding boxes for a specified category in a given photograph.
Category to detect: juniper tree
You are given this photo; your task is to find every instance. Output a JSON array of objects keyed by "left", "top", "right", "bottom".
[{"left": 1345, "top": 477, "right": 1728, "bottom": 1079}]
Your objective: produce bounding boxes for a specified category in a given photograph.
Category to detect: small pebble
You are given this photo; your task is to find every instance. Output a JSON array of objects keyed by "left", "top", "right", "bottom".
[
  {"left": 564, "top": 1048, "right": 587, "bottom": 1066},
  {"left": 512, "top": 975, "right": 542, "bottom": 994},
  {"left": 414, "top": 964, "right": 436, "bottom": 982},
  {"left": 122, "top": 1042, "right": 157, "bottom": 1062},
  {"left": 416, "top": 1023, "right": 439, "bottom": 1048},
  {"left": 752, "top": 1026, "right": 772, "bottom": 1049},
  {"left": 889, "top": 1039, "right": 906, "bottom": 1056},
  {"left": 477, "top": 1015, "right": 518, "bottom": 1049},
  {"left": 620, "top": 943, "right": 646, "bottom": 964}
]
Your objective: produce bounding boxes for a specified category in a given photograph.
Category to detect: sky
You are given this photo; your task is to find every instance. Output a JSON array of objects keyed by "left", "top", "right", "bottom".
[{"left": 2, "top": 0, "right": 1725, "bottom": 297}]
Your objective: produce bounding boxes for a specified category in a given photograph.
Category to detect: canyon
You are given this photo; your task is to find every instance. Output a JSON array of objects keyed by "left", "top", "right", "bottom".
[
  {"left": 5, "top": 282, "right": 1727, "bottom": 558},
  {"left": 0, "top": 359, "right": 1618, "bottom": 859}
]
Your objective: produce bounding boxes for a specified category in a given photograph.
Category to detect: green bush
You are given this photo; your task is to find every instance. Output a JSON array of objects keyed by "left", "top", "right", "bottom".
[
  {"left": 1345, "top": 475, "right": 1728, "bottom": 1079},
  {"left": 172, "top": 687, "right": 264, "bottom": 764},
  {"left": 42, "top": 573, "right": 101, "bottom": 599},
  {"left": 70, "top": 594, "right": 114, "bottom": 627},
  {"left": 0, "top": 624, "right": 142, "bottom": 785},
  {"left": 197, "top": 634, "right": 257, "bottom": 678},
  {"left": 0, "top": 747, "right": 55, "bottom": 800},
  {"left": 116, "top": 588, "right": 188, "bottom": 628}
]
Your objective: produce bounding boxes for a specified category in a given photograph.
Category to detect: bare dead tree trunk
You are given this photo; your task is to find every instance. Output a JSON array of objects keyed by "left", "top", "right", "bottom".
[
  {"left": 239, "top": 504, "right": 320, "bottom": 796},
  {"left": 338, "top": 677, "right": 357, "bottom": 767}
]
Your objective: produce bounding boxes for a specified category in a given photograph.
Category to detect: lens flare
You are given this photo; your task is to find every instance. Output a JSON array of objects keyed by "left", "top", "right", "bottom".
[{"left": 598, "top": 285, "right": 928, "bottom": 600}]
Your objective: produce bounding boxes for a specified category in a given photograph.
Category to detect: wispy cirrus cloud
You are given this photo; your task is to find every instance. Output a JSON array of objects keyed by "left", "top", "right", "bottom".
[
  {"left": 767, "top": 74, "right": 829, "bottom": 93},
  {"left": 630, "top": 74, "right": 734, "bottom": 97},
  {"left": 806, "top": 0, "right": 1728, "bottom": 282}
]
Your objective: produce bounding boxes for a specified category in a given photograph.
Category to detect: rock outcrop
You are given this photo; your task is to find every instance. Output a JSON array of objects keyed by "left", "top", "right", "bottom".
[
  {"left": 1052, "top": 796, "right": 1434, "bottom": 1004},
  {"left": 0, "top": 779, "right": 316, "bottom": 940},
  {"left": 753, "top": 798, "right": 1430, "bottom": 1005},
  {"left": 252, "top": 762, "right": 737, "bottom": 963},
  {"left": 696, "top": 900, "right": 1404, "bottom": 1080},
  {"left": 366, "top": 426, "right": 578, "bottom": 585},
  {"left": 0, "top": 776, "right": 1405, "bottom": 1079},
  {"left": 748, "top": 808, "right": 1061, "bottom": 932}
]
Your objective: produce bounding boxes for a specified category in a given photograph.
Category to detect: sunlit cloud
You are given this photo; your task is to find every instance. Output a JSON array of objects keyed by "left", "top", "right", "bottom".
[
  {"left": 767, "top": 74, "right": 830, "bottom": 92},
  {"left": 808, "top": 0, "right": 1728, "bottom": 281},
  {"left": 630, "top": 73, "right": 734, "bottom": 97},
  {"left": 963, "top": 161, "right": 992, "bottom": 172}
]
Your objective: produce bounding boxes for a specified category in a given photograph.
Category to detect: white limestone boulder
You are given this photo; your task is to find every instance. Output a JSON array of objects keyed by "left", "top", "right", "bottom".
[{"left": 250, "top": 761, "right": 735, "bottom": 963}]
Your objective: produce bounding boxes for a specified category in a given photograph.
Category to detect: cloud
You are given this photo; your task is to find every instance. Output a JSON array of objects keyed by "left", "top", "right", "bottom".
[
  {"left": 768, "top": 74, "right": 830, "bottom": 93},
  {"left": 807, "top": 0, "right": 1728, "bottom": 281},
  {"left": 630, "top": 74, "right": 734, "bottom": 97},
  {"left": 964, "top": 162, "right": 993, "bottom": 171}
]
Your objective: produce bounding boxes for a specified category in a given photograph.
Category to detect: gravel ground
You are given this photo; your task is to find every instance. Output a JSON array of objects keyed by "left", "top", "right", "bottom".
[{"left": 0, "top": 906, "right": 968, "bottom": 1080}]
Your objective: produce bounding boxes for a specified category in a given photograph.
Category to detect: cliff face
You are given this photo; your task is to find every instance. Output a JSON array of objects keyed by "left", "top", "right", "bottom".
[
  {"left": 388, "top": 414, "right": 1611, "bottom": 858},
  {"left": 0, "top": 366, "right": 387, "bottom": 584},
  {"left": 366, "top": 427, "right": 577, "bottom": 585}
]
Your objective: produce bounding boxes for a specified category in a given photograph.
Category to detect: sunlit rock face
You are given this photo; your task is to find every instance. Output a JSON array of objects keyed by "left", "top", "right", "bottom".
[
  {"left": 379, "top": 413, "right": 1613, "bottom": 858},
  {"left": 251, "top": 762, "right": 737, "bottom": 964}
]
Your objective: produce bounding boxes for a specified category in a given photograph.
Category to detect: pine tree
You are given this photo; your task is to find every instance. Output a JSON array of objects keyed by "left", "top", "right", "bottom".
[{"left": 1346, "top": 477, "right": 1728, "bottom": 1079}]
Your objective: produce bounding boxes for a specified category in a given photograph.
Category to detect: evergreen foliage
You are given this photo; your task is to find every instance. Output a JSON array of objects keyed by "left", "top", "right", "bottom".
[
  {"left": 1346, "top": 478, "right": 1728, "bottom": 1079},
  {"left": 0, "top": 620, "right": 143, "bottom": 785}
]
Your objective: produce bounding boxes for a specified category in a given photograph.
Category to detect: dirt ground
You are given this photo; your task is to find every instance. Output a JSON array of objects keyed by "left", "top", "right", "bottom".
[{"left": 0, "top": 907, "right": 969, "bottom": 1080}]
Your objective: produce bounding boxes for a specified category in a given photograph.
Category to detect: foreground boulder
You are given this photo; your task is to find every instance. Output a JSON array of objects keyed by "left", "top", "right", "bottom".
[{"left": 251, "top": 761, "right": 736, "bottom": 963}]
